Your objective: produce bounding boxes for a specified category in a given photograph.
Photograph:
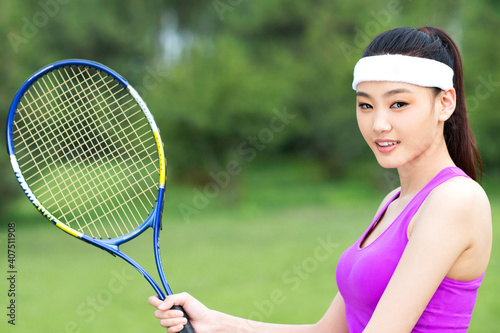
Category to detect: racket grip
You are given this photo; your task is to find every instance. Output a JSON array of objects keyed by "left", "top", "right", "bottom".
[{"left": 171, "top": 305, "right": 195, "bottom": 333}]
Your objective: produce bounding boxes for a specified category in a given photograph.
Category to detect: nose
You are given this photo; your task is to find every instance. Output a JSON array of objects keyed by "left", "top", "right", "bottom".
[{"left": 372, "top": 110, "right": 392, "bottom": 133}]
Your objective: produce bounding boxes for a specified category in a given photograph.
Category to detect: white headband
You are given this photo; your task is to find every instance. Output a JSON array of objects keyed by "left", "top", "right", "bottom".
[{"left": 352, "top": 54, "right": 454, "bottom": 90}]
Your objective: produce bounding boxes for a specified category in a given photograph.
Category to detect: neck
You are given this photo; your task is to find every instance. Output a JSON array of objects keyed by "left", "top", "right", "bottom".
[{"left": 396, "top": 139, "right": 455, "bottom": 198}]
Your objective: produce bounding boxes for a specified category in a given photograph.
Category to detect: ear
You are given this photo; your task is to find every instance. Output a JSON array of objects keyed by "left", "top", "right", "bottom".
[{"left": 437, "top": 88, "right": 456, "bottom": 121}]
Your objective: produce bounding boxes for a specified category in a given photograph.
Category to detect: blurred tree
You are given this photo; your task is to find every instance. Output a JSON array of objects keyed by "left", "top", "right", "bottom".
[
  {"left": 1, "top": 0, "right": 499, "bottom": 215},
  {"left": 159, "top": 0, "right": 499, "bottom": 183},
  {"left": 0, "top": 0, "right": 167, "bottom": 215},
  {"left": 461, "top": 0, "right": 500, "bottom": 178}
]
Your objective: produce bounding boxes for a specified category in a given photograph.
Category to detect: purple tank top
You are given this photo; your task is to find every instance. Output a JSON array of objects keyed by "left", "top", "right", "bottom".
[{"left": 336, "top": 167, "right": 484, "bottom": 332}]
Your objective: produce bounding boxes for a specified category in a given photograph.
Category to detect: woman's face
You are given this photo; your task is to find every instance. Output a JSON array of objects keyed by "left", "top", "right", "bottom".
[{"left": 355, "top": 81, "right": 445, "bottom": 169}]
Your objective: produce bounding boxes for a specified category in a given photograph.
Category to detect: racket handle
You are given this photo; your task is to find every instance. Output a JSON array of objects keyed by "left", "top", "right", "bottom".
[{"left": 171, "top": 305, "right": 195, "bottom": 333}]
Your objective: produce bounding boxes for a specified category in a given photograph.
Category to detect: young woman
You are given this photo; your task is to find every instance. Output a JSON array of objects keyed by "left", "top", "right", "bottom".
[{"left": 148, "top": 26, "right": 492, "bottom": 333}]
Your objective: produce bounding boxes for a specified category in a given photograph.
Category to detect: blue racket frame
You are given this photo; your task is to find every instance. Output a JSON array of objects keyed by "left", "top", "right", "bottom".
[{"left": 6, "top": 59, "right": 173, "bottom": 300}]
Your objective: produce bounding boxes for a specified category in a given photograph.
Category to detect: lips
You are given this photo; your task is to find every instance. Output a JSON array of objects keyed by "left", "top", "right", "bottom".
[{"left": 375, "top": 140, "right": 400, "bottom": 152}]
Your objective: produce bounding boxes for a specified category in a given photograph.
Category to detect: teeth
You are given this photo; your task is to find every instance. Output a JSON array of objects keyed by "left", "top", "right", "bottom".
[{"left": 377, "top": 141, "right": 398, "bottom": 147}]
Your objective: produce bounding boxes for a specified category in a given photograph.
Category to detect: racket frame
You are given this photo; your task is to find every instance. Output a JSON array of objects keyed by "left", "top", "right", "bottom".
[{"left": 6, "top": 59, "right": 172, "bottom": 299}]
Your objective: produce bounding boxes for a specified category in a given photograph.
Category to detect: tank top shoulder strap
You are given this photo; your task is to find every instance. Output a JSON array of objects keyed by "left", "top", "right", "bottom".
[{"left": 399, "top": 167, "right": 470, "bottom": 222}]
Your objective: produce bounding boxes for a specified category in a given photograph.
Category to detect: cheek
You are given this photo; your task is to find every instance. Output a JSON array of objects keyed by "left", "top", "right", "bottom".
[
  {"left": 356, "top": 113, "right": 371, "bottom": 140},
  {"left": 399, "top": 115, "right": 437, "bottom": 154},
  {"left": 404, "top": 113, "right": 435, "bottom": 139}
]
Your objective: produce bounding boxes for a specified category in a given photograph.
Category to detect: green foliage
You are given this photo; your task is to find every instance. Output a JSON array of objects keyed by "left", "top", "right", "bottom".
[
  {"left": 153, "top": 0, "right": 500, "bottom": 182},
  {"left": 461, "top": 0, "right": 500, "bottom": 174},
  {"left": 1, "top": 0, "right": 499, "bottom": 208},
  {"left": 0, "top": 0, "right": 166, "bottom": 213}
]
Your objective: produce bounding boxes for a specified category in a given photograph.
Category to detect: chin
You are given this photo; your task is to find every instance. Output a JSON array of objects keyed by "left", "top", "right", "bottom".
[
  {"left": 377, "top": 162, "right": 400, "bottom": 169},
  {"left": 374, "top": 155, "right": 405, "bottom": 169}
]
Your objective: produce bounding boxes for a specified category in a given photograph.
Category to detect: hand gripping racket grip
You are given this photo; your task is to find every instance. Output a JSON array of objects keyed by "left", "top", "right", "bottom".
[{"left": 171, "top": 305, "right": 195, "bottom": 333}]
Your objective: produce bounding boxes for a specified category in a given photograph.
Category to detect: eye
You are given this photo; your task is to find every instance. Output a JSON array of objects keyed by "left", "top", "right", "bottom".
[
  {"left": 391, "top": 101, "right": 408, "bottom": 108},
  {"left": 358, "top": 103, "right": 372, "bottom": 110}
]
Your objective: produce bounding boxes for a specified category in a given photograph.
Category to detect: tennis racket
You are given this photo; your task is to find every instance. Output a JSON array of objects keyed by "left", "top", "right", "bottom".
[{"left": 6, "top": 59, "right": 194, "bottom": 332}]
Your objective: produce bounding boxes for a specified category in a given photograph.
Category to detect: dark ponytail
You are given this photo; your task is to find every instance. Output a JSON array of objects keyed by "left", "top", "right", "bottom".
[{"left": 362, "top": 26, "right": 482, "bottom": 182}]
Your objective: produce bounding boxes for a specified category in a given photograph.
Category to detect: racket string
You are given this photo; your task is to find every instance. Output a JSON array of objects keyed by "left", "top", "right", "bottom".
[
  {"left": 13, "top": 65, "right": 161, "bottom": 239},
  {"left": 25, "top": 71, "right": 101, "bottom": 234},
  {"left": 18, "top": 69, "right": 121, "bottom": 237},
  {"left": 19, "top": 70, "right": 156, "bottom": 236},
  {"left": 15, "top": 83, "right": 96, "bottom": 235},
  {"left": 54, "top": 67, "right": 141, "bottom": 237},
  {"left": 73, "top": 66, "right": 158, "bottom": 235}
]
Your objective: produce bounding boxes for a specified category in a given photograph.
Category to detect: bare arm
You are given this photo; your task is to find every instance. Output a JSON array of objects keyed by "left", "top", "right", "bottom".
[
  {"left": 148, "top": 291, "right": 349, "bottom": 333},
  {"left": 363, "top": 179, "right": 491, "bottom": 332},
  {"left": 316, "top": 292, "right": 349, "bottom": 333}
]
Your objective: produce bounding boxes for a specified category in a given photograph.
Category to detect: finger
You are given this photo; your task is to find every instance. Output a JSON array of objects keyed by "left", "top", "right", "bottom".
[
  {"left": 148, "top": 295, "right": 164, "bottom": 308},
  {"left": 158, "top": 301, "right": 171, "bottom": 311},
  {"left": 154, "top": 309, "right": 184, "bottom": 319},
  {"left": 166, "top": 324, "right": 184, "bottom": 333},
  {"left": 160, "top": 317, "right": 188, "bottom": 329},
  {"left": 158, "top": 294, "right": 188, "bottom": 310}
]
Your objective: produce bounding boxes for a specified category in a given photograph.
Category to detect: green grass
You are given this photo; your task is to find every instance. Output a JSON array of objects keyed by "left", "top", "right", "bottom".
[{"left": 2, "top": 159, "right": 499, "bottom": 332}]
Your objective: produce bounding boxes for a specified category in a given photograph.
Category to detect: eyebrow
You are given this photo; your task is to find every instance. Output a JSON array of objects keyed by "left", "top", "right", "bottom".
[{"left": 356, "top": 88, "right": 414, "bottom": 98}]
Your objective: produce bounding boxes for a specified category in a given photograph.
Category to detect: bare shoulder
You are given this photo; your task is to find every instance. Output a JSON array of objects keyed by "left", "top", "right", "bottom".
[
  {"left": 432, "top": 176, "right": 490, "bottom": 211},
  {"left": 422, "top": 176, "right": 491, "bottom": 228},
  {"left": 413, "top": 176, "right": 492, "bottom": 279}
]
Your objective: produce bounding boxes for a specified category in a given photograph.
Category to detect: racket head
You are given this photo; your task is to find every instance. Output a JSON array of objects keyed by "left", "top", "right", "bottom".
[{"left": 6, "top": 59, "right": 166, "bottom": 245}]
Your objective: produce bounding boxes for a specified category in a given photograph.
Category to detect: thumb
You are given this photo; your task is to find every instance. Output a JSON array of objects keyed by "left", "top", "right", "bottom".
[
  {"left": 148, "top": 295, "right": 173, "bottom": 310},
  {"left": 157, "top": 293, "right": 192, "bottom": 311}
]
